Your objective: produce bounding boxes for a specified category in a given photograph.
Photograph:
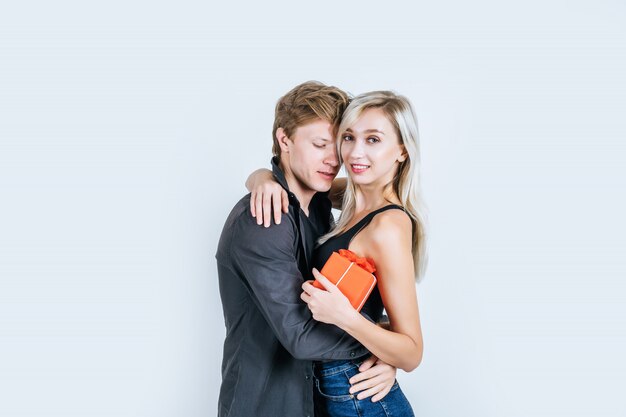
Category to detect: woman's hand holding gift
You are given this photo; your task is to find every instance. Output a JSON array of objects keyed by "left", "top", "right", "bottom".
[{"left": 301, "top": 268, "right": 360, "bottom": 328}]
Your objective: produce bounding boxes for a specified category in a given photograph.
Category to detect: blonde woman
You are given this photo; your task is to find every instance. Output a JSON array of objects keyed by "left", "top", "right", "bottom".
[{"left": 247, "top": 91, "right": 425, "bottom": 416}]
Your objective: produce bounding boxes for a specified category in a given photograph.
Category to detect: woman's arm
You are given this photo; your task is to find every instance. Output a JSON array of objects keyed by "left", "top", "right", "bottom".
[
  {"left": 246, "top": 169, "right": 347, "bottom": 225},
  {"left": 245, "top": 168, "right": 289, "bottom": 227},
  {"left": 302, "top": 211, "right": 423, "bottom": 372},
  {"left": 328, "top": 177, "right": 347, "bottom": 209}
]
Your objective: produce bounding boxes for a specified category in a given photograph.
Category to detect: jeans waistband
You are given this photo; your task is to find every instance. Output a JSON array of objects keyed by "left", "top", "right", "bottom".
[{"left": 313, "top": 358, "right": 367, "bottom": 377}]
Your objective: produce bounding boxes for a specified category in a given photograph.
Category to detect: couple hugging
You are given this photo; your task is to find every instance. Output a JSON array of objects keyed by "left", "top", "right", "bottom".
[{"left": 216, "top": 81, "right": 426, "bottom": 417}]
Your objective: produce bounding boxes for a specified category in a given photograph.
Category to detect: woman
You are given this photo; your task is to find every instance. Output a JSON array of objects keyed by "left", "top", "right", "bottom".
[{"left": 249, "top": 91, "right": 426, "bottom": 416}]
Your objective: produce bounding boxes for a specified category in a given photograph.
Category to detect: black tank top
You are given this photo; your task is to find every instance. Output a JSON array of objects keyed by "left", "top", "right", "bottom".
[{"left": 312, "top": 204, "right": 405, "bottom": 323}]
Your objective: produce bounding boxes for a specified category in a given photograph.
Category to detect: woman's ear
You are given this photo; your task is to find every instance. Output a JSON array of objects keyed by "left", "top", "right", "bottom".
[
  {"left": 398, "top": 146, "right": 408, "bottom": 163},
  {"left": 276, "top": 128, "right": 291, "bottom": 154}
]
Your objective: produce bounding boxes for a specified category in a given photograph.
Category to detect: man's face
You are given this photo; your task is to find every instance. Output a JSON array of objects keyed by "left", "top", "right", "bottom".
[{"left": 283, "top": 119, "right": 340, "bottom": 195}]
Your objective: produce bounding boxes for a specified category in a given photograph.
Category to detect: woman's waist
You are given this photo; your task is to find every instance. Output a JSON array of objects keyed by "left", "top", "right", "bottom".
[{"left": 313, "top": 357, "right": 369, "bottom": 377}]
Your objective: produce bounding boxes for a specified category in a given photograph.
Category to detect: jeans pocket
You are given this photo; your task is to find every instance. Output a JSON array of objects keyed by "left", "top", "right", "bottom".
[{"left": 314, "top": 372, "right": 354, "bottom": 402}]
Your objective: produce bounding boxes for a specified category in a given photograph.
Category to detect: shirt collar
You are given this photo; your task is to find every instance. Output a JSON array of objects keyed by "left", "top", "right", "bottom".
[{"left": 271, "top": 156, "right": 300, "bottom": 208}]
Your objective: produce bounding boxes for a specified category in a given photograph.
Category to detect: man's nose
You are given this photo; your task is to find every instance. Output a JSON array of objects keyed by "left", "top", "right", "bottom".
[{"left": 324, "top": 145, "right": 339, "bottom": 167}]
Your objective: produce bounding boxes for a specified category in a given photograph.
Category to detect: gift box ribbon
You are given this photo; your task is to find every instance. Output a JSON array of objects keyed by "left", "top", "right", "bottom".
[{"left": 338, "top": 249, "right": 376, "bottom": 274}]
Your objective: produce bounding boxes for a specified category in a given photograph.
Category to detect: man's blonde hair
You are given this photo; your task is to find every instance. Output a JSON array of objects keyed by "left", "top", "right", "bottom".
[{"left": 272, "top": 81, "right": 350, "bottom": 157}]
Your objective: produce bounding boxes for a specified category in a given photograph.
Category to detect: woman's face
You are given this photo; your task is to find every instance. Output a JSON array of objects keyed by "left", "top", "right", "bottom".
[{"left": 340, "top": 108, "right": 406, "bottom": 188}]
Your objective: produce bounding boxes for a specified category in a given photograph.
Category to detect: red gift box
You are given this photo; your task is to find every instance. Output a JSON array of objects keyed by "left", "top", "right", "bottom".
[{"left": 313, "top": 249, "right": 377, "bottom": 312}]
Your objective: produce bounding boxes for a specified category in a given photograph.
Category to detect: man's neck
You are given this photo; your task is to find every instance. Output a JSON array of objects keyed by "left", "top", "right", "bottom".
[{"left": 279, "top": 161, "right": 314, "bottom": 216}]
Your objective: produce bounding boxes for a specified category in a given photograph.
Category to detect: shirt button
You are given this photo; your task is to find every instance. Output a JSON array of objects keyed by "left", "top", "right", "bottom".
[
  {"left": 305, "top": 374, "right": 310, "bottom": 380},
  {"left": 350, "top": 351, "right": 356, "bottom": 358}
]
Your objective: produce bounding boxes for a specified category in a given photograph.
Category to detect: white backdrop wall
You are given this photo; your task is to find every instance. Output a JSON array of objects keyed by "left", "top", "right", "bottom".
[{"left": 1, "top": 1, "right": 625, "bottom": 416}]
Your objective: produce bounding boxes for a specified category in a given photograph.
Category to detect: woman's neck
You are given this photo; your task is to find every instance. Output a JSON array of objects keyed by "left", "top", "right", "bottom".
[{"left": 353, "top": 183, "right": 401, "bottom": 213}]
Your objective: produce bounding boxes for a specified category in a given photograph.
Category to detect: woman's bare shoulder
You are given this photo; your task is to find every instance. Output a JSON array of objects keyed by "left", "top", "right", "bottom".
[{"left": 364, "top": 208, "right": 412, "bottom": 247}]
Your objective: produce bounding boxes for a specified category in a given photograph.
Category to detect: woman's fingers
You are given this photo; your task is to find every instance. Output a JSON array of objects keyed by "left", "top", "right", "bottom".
[
  {"left": 262, "top": 191, "right": 272, "bottom": 227},
  {"left": 311, "top": 268, "right": 336, "bottom": 293},
  {"left": 301, "top": 280, "right": 318, "bottom": 295},
  {"left": 255, "top": 191, "right": 264, "bottom": 225},
  {"left": 281, "top": 189, "right": 289, "bottom": 213},
  {"left": 273, "top": 189, "right": 284, "bottom": 225},
  {"left": 250, "top": 191, "right": 256, "bottom": 217},
  {"left": 251, "top": 185, "right": 287, "bottom": 227}
]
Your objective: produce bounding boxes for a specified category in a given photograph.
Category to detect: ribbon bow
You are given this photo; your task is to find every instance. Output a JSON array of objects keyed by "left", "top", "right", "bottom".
[{"left": 338, "top": 249, "right": 377, "bottom": 274}]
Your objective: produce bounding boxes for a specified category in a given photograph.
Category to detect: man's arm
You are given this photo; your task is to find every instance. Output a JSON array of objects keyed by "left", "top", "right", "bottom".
[{"left": 228, "top": 210, "right": 367, "bottom": 361}]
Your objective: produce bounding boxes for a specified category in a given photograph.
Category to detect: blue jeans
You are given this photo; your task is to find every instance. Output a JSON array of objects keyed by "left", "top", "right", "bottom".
[{"left": 313, "top": 359, "right": 415, "bottom": 417}]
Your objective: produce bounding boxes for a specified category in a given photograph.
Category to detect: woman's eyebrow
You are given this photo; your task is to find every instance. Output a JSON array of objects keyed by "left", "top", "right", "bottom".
[{"left": 344, "top": 128, "right": 385, "bottom": 135}]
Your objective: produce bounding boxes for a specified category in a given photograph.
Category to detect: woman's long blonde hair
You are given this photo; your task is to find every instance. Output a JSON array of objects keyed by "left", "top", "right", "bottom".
[{"left": 319, "top": 91, "right": 428, "bottom": 281}]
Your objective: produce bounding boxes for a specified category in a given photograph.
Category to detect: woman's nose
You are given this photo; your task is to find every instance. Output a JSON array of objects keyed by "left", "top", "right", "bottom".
[{"left": 347, "top": 139, "right": 365, "bottom": 158}]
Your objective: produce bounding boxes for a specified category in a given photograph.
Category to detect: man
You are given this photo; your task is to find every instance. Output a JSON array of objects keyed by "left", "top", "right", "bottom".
[{"left": 216, "top": 81, "right": 395, "bottom": 417}]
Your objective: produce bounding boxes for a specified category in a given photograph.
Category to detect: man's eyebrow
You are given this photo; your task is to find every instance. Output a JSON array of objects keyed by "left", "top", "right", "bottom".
[{"left": 312, "top": 136, "right": 332, "bottom": 141}]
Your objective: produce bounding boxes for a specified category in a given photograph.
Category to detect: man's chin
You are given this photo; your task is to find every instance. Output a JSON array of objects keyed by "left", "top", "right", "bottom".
[{"left": 312, "top": 180, "right": 333, "bottom": 193}]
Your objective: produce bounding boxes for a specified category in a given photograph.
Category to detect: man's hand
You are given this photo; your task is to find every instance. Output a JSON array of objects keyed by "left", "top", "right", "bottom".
[
  {"left": 349, "top": 355, "right": 397, "bottom": 402},
  {"left": 246, "top": 168, "right": 288, "bottom": 227}
]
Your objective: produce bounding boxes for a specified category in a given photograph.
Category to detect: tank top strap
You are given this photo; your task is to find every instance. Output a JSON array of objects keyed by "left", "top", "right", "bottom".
[{"left": 342, "top": 204, "right": 405, "bottom": 241}]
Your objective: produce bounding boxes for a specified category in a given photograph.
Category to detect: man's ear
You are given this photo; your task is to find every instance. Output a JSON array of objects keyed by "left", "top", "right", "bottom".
[{"left": 276, "top": 128, "right": 291, "bottom": 154}]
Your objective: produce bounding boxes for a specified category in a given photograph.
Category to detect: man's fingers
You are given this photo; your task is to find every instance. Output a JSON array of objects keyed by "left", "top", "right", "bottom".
[
  {"left": 250, "top": 191, "right": 256, "bottom": 217},
  {"left": 370, "top": 386, "right": 391, "bottom": 403},
  {"left": 355, "top": 383, "right": 388, "bottom": 401},
  {"left": 350, "top": 365, "right": 380, "bottom": 385},
  {"left": 358, "top": 355, "right": 378, "bottom": 372},
  {"left": 349, "top": 374, "right": 383, "bottom": 394},
  {"left": 300, "top": 291, "right": 311, "bottom": 304}
]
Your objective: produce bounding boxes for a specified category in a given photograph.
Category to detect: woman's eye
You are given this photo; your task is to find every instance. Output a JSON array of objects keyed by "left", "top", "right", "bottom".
[
  {"left": 342, "top": 135, "right": 353, "bottom": 141},
  {"left": 367, "top": 137, "right": 380, "bottom": 144}
]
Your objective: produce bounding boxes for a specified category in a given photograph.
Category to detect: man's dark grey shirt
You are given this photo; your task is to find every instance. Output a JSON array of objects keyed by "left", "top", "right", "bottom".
[{"left": 216, "top": 159, "right": 367, "bottom": 417}]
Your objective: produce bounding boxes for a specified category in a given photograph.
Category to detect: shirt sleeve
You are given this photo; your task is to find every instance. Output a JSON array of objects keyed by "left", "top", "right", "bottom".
[{"left": 228, "top": 211, "right": 367, "bottom": 361}]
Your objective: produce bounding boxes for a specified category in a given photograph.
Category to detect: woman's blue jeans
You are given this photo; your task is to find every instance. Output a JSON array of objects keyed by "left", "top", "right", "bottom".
[{"left": 313, "top": 359, "right": 415, "bottom": 417}]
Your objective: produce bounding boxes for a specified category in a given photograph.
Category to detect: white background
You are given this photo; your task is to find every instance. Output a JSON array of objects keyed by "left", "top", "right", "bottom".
[{"left": 1, "top": 1, "right": 625, "bottom": 416}]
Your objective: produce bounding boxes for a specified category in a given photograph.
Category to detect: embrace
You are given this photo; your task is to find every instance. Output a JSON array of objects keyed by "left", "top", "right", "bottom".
[{"left": 216, "top": 81, "right": 426, "bottom": 417}]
